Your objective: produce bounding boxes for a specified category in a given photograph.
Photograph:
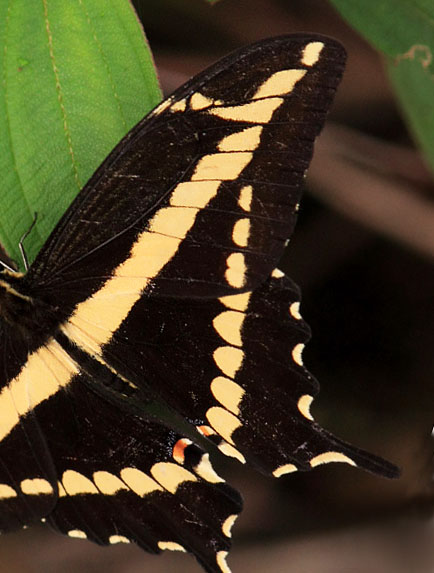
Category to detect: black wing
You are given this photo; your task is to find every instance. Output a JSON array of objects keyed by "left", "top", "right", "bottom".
[
  {"left": 26, "top": 34, "right": 346, "bottom": 304},
  {"left": 98, "top": 269, "right": 398, "bottom": 478},
  {"left": 0, "top": 34, "right": 398, "bottom": 573}
]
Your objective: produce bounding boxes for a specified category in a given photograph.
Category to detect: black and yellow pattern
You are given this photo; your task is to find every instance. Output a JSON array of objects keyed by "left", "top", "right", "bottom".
[{"left": 0, "top": 35, "right": 397, "bottom": 572}]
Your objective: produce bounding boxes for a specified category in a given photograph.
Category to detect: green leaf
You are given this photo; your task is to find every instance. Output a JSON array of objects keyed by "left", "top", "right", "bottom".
[
  {"left": 0, "top": 0, "right": 161, "bottom": 269},
  {"left": 330, "top": 1, "right": 434, "bottom": 172}
]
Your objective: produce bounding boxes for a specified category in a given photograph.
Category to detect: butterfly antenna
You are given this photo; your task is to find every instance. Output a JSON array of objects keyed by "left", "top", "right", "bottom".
[
  {"left": 19, "top": 213, "right": 38, "bottom": 272},
  {"left": 0, "top": 258, "right": 16, "bottom": 273}
]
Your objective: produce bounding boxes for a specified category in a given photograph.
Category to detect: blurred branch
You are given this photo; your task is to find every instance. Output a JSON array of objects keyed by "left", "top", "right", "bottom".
[{"left": 309, "top": 124, "right": 434, "bottom": 260}]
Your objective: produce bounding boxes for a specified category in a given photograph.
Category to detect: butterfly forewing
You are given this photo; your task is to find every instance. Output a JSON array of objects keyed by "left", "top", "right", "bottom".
[{"left": 28, "top": 35, "right": 345, "bottom": 303}]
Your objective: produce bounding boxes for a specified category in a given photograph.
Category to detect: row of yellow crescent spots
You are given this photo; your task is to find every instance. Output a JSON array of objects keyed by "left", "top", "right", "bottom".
[
  {"left": 205, "top": 289, "right": 251, "bottom": 456},
  {"left": 204, "top": 270, "right": 307, "bottom": 458},
  {"left": 271, "top": 272, "right": 357, "bottom": 476},
  {"left": 0, "top": 477, "right": 53, "bottom": 499}
]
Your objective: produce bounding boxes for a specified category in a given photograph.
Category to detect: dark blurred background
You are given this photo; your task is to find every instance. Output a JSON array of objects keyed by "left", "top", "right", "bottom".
[{"left": 1, "top": 1, "right": 433, "bottom": 571}]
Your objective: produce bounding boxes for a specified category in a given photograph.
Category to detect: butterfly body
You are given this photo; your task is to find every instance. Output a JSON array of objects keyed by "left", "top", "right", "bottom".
[{"left": 0, "top": 35, "right": 398, "bottom": 573}]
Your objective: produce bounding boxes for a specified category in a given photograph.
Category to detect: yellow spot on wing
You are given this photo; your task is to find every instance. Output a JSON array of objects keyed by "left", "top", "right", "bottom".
[
  {"left": 213, "top": 310, "right": 244, "bottom": 346},
  {"left": 170, "top": 180, "right": 220, "bottom": 208},
  {"left": 211, "top": 377, "right": 245, "bottom": 416},
  {"left": 310, "top": 452, "right": 356, "bottom": 468},
  {"left": 210, "top": 97, "right": 283, "bottom": 123},
  {"left": 218, "top": 126, "right": 262, "bottom": 152},
  {"left": 151, "top": 462, "right": 197, "bottom": 494},
  {"left": 301, "top": 41, "right": 324, "bottom": 67},
  {"left": 68, "top": 530, "right": 87, "bottom": 539},
  {"left": 194, "top": 453, "right": 225, "bottom": 484},
  {"left": 225, "top": 252, "right": 246, "bottom": 288},
  {"left": 238, "top": 185, "right": 253, "bottom": 212},
  {"left": 206, "top": 406, "right": 242, "bottom": 445},
  {"left": 0, "top": 484, "right": 16, "bottom": 499},
  {"left": 0, "top": 339, "right": 79, "bottom": 442},
  {"left": 190, "top": 92, "right": 215, "bottom": 110},
  {"left": 271, "top": 268, "right": 284, "bottom": 278},
  {"left": 218, "top": 442, "right": 246, "bottom": 464},
  {"left": 158, "top": 541, "right": 186, "bottom": 552},
  {"left": 289, "top": 301, "right": 301, "bottom": 320},
  {"left": 93, "top": 471, "right": 127, "bottom": 494},
  {"left": 253, "top": 69, "right": 307, "bottom": 99},
  {"left": 109, "top": 535, "right": 130, "bottom": 544},
  {"left": 297, "top": 394, "right": 314, "bottom": 420},
  {"left": 120, "top": 467, "right": 163, "bottom": 495},
  {"left": 149, "top": 206, "right": 198, "bottom": 238},
  {"left": 170, "top": 98, "right": 187, "bottom": 112},
  {"left": 222, "top": 514, "right": 237, "bottom": 538},
  {"left": 292, "top": 343, "right": 305, "bottom": 366},
  {"left": 217, "top": 550, "right": 231, "bottom": 573},
  {"left": 152, "top": 97, "right": 176, "bottom": 116},
  {"left": 192, "top": 152, "right": 253, "bottom": 181},
  {"left": 20, "top": 478, "right": 53, "bottom": 495},
  {"left": 272, "top": 463, "right": 297, "bottom": 477},
  {"left": 232, "top": 218, "right": 250, "bottom": 247},
  {"left": 62, "top": 470, "right": 99, "bottom": 495},
  {"left": 213, "top": 346, "right": 244, "bottom": 378},
  {"left": 219, "top": 291, "right": 251, "bottom": 312}
]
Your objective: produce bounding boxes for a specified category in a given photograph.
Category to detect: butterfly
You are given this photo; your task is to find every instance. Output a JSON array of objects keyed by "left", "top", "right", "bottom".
[{"left": 0, "top": 34, "right": 398, "bottom": 572}]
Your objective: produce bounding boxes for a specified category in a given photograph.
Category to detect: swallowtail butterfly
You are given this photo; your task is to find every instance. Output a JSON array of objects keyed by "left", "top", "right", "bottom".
[{"left": 0, "top": 35, "right": 398, "bottom": 572}]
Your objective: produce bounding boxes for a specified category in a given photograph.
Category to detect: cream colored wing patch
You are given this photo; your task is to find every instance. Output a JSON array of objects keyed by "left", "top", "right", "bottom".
[{"left": 0, "top": 339, "right": 79, "bottom": 442}]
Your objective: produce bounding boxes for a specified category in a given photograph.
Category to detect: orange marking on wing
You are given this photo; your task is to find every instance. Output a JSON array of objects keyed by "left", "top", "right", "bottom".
[{"left": 172, "top": 438, "right": 192, "bottom": 465}]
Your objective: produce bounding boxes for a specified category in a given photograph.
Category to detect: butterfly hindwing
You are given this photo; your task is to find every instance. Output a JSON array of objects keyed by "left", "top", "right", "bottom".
[
  {"left": 94, "top": 269, "right": 398, "bottom": 478},
  {"left": 0, "top": 340, "right": 242, "bottom": 573}
]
